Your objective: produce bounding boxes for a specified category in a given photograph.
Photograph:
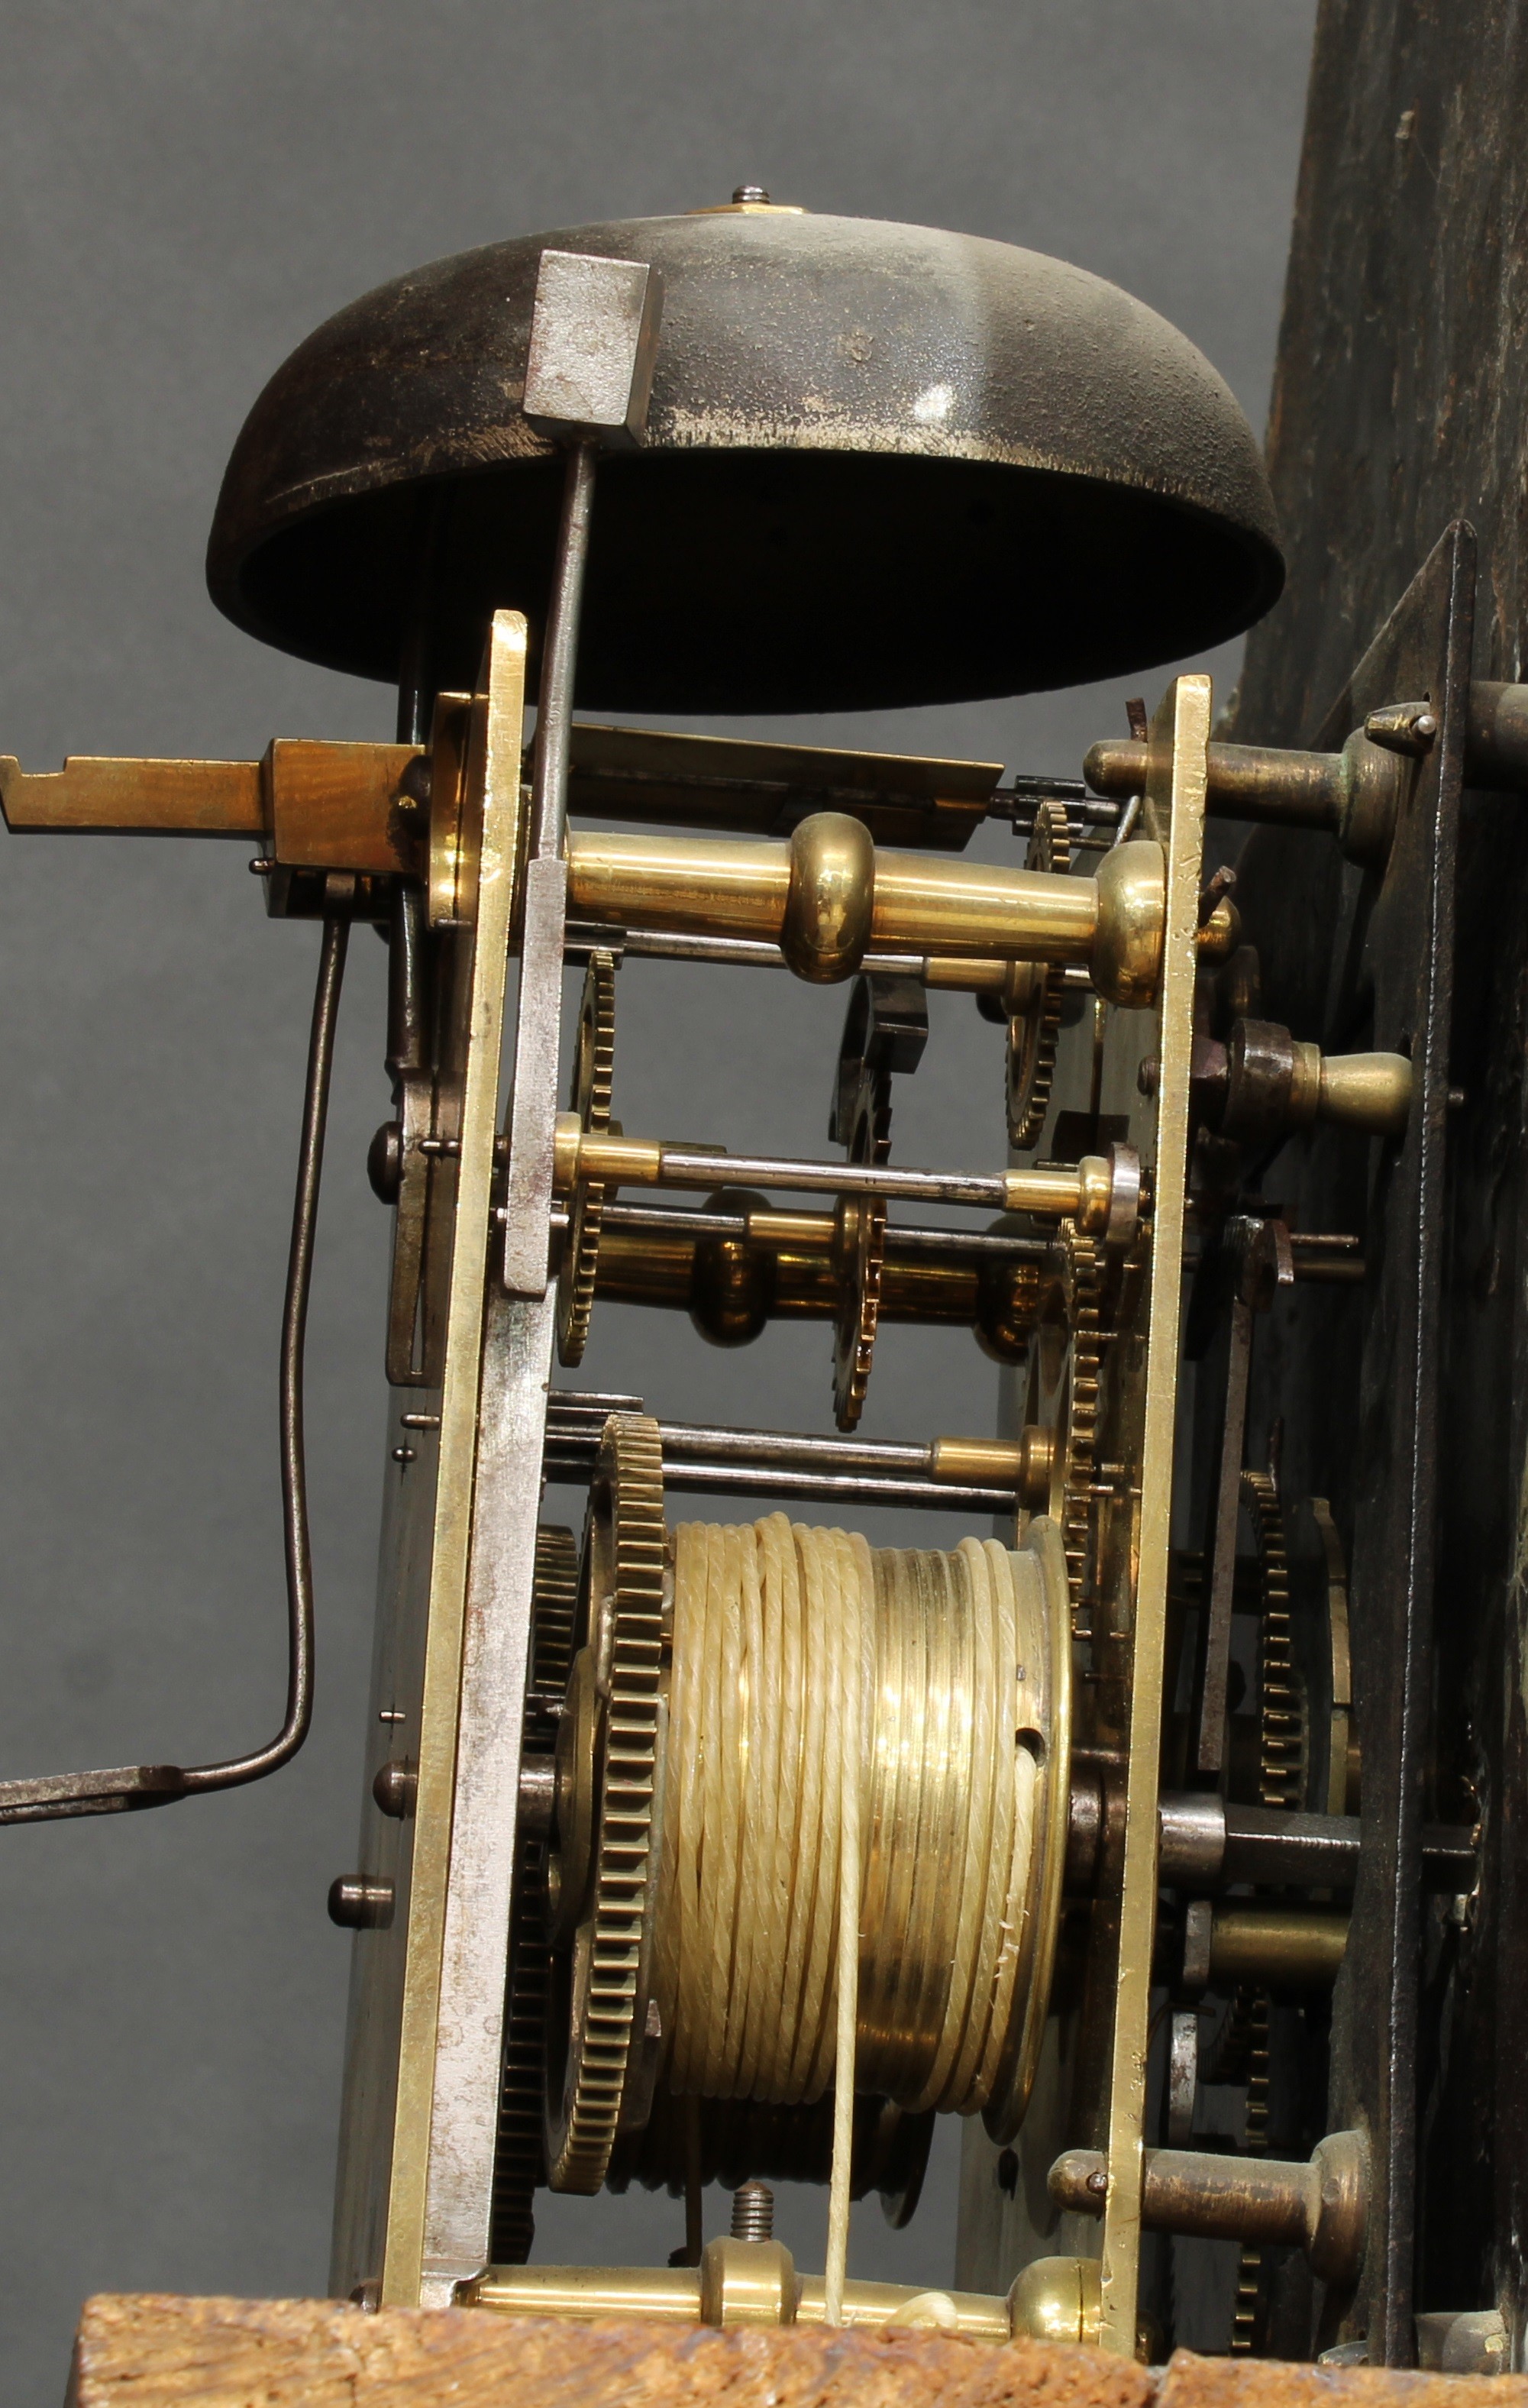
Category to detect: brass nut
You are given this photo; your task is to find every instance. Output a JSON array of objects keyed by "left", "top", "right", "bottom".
[
  {"left": 1007, "top": 2256, "right": 1101, "bottom": 2346},
  {"left": 699, "top": 2236, "right": 797, "bottom": 2328},
  {"left": 782, "top": 813, "right": 875, "bottom": 982},
  {"left": 1090, "top": 838, "right": 1165, "bottom": 1007}
]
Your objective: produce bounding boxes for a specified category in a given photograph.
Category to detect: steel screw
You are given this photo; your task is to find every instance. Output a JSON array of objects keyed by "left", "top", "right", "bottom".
[
  {"left": 730, "top": 2180, "right": 774, "bottom": 2241},
  {"left": 367, "top": 1120, "right": 403, "bottom": 1204},
  {"left": 372, "top": 1758, "right": 418, "bottom": 1821},
  {"left": 328, "top": 1875, "right": 395, "bottom": 1930},
  {"left": 732, "top": 185, "right": 770, "bottom": 205}
]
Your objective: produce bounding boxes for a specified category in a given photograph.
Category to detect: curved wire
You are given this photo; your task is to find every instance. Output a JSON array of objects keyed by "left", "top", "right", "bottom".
[
  {"left": 183, "top": 910, "right": 349, "bottom": 1791},
  {"left": 0, "top": 912, "right": 349, "bottom": 1824}
]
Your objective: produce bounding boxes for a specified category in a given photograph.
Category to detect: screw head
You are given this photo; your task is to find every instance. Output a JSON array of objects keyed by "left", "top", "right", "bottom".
[
  {"left": 372, "top": 1758, "right": 418, "bottom": 1820},
  {"left": 367, "top": 1119, "right": 403, "bottom": 1204},
  {"left": 732, "top": 184, "right": 770, "bottom": 205},
  {"left": 328, "top": 1874, "right": 395, "bottom": 1930}
]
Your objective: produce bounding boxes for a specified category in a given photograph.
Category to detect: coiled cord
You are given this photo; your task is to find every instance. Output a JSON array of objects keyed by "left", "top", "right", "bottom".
[{"left": 651, "top": 1515, "right": 1050, "bottom": 2122}]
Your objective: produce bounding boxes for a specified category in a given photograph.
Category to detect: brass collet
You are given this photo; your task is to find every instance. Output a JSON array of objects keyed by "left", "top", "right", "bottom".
[{"left": 564, "top": 814, "right": 1166, "bottom": 1006}]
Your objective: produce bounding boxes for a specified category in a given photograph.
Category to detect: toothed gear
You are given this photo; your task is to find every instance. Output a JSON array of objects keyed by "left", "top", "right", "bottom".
[
  {"left": 490, "top": 1524, "right": 580, "bottom": 2264},
  {"left": 1229, "top": 1471, "right": 1302, "bottom": 2354},
  {"left": 556, "top": 952, "right": 617, "bottom": 1368},
  {"left": 528, "top": 1522, "right": 578, "bottom": 1697},
  {"left": 1057, "top": 1226, "right": 1103, "bottom": 1605},
  {"left": 1028, "top": 795, "right": 1074, "bottom": 879},
  {"left": 545, "top": 1414, "right": 667, "bottom": 2194},
  {"left": 1242, "top": 1469, "right": 1306, "bottom": 1809},
  {"left": 832, "top": 1192, "right": 887, "bottom": 1430},
  {"left": 832, "top": 1081, "right": 888, "bottom": 1431},
  {"left": 1006, "top": 800, "right": 1074, "bottom": 1149},
  {"left": 1228, "top": 1985, "right": 1274, "bottom": 2353},
  {"left": 1029, "top": 1223, "right": 1103, "bottom": 1608}
]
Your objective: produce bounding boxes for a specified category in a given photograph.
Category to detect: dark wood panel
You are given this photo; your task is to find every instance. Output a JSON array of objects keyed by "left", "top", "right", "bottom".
[{"left": 1234, "top": 0, "right": 1528, "bottom": 2357}]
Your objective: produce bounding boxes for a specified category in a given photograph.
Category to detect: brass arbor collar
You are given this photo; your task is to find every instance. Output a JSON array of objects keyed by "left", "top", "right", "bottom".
[{"left": 930, "top": 1428, "right": 1055, "bottom": 1510}]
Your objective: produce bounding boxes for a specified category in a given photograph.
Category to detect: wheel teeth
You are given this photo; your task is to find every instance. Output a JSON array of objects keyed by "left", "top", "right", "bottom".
[
  {"left": 1230, "top": 1991, "right": 1274, "bottom": 2351},
  {"left": 550, "top": 1414, "right": 667, "bottom": 2193},
  {"left": 1055, "top": 1223, "right": 1104, "bottom": 1606},
  {"left": 1242, "top": 1469, "right": 1304, "bottom": 1809},
  {"left": 1026, "top": 796, "right": 1074, "bottom": 882},
  {"left": 1008, "top": 971, "right": 1067, "bottom": 1150},
  {"left": 528, "top": 1524, "right": 578, "bottom": 1693},
  {"left": 1009, "top": 800, "right": 1074, "bottom": 1149},
  {"left": 833, "top": 1087, "right": 889, "bottom": 1431},
  {"left": 835, "top": 1197, "right": 885, "bottom": 1430},
  {"left": 557, "top": 952, "right": 618, "bottom": 1367},
  {"left": 1232, "top": 1473, "right": 1297, "bottom": 2351},
  {"left": 493, "top": 1832, "right": 551, "bottom": 2262},
  {"left": 557, "top": 1178, "right": 606, "bottom": 1367},
  {"left": 490, "top": 1524, "right": 580, "bottom": 2261},
  {"left": 579, "top": 952, "right": 617, "bottom": 1130}
]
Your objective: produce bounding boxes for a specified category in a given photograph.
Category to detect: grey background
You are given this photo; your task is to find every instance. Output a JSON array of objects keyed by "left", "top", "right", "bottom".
[{"left": 0, "top": 5, "right": 1314, "bottom": 2397}]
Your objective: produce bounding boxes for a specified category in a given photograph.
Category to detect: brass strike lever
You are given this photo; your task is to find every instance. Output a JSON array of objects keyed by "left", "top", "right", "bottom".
[{"left": 0, "top": 741, "right": 425, "bottom": 877}]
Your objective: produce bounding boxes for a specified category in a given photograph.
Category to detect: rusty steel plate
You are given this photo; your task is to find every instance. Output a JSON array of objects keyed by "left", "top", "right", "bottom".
[{"left": 207, "top": 210, "right": 1283, "bottom": 713}]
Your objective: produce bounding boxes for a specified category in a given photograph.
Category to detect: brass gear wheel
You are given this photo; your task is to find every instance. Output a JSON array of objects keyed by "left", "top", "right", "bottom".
[
  {"left": 1243, "top": 1469, "right": 1305, "bottom": 1808},
  {"left": 1052, "top": 1223, "right": 1104, "bottom": 1607},
  {"left": 1006, "top": 800, "right": 1073, "bottom": 1150},
  {"left": 556, "top": 951, "right": 617, "bottom": 1368},
  {"left": 1230, "top": 1468, "right": 1303, "bottom": 2353},
  {"left": 491, "top": 1524, "right": 579, "bottom": 2264},
  {"left": 545, "top": 1414, "right": 667, "bottom": 2193},
  {"left": 832, "top": 1081, "right": 888, "bottom": 1430}
]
